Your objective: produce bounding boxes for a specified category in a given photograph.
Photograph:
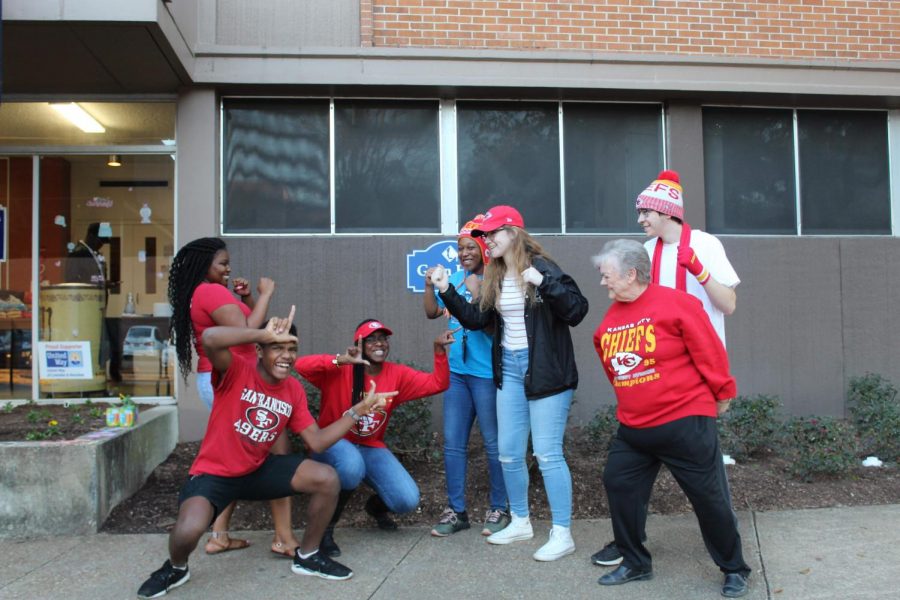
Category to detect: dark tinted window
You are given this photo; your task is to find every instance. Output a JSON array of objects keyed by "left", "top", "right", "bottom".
[
  {"left": 703, "top": 108, "right": 796, "bottom": 234},
  {"left": 223, "top": 99, "right": 330, "bottom": 233},
  {"left": 564, "top": 103, "right": 663, "bottom": 233},
  {"left": 334, "top": 100, "right": 440, "bottom": 233},
  {"left": 798, "top": 110, "right": 890, "bottom": 235},
  {"left": 457, "top": 102, "right": 560, "bottom": 232}
]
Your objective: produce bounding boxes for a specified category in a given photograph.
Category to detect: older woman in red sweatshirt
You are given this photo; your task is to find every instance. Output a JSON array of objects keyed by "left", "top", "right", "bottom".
[{"left": 591, "top": 239, "right": 751, "bottom": 599}]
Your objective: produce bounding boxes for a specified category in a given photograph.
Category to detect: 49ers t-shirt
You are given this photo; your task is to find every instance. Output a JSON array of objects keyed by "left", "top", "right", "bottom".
[
  {"left": 190, "top": 356, "right": 315, "bottom": 477},
  {"left": 294, "top": 352, "right": 449, "bottom": 449}
]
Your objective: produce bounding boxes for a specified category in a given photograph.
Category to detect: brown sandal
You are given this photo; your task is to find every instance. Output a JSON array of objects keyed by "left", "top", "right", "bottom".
[
  {"left": 205, "top": 533, "right": 251, "bottom": 555},
  {"left": 270, "top": 542, "right": 296, "bottom": 558}
]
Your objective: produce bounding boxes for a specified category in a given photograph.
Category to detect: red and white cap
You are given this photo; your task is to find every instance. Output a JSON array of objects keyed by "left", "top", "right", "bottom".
[
  {"left": 471, "top": 205, "right": 525, "bottom": 237},
  {"left": 635, "top": 170, "right": 684, "bottom": 220},
  {"left": 459, "top": 214, "right": 490, "bottom": 265},
  {"left": 354, "top": 320, "right": 393, "bottom": 342}
]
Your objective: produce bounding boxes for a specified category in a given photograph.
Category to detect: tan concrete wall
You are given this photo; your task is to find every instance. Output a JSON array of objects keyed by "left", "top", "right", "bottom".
[{"left": 174, "top": 88, "right": 219, "bottom": 442}]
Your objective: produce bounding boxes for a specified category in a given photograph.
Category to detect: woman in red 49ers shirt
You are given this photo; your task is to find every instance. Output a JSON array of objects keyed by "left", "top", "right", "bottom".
[
  {"left": 591, "top": 239, "right": 751, "bottom": 599},
  {"left": 294, "top": 319, "right": 452, "bottom": 558}
]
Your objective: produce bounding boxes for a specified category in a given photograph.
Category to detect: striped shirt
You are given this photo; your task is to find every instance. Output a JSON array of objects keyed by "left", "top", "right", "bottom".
[{"left": 498, "top": 274, "right": 528, "bottom": 350}]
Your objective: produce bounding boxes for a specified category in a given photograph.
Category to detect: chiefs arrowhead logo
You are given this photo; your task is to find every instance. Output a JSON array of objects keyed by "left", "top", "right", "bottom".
[
  {"left": 354, "top": 409, "right": 388, "bottom": 437},
  {"left": 610, "top": 352, "right": 643, "bottom": 376}
]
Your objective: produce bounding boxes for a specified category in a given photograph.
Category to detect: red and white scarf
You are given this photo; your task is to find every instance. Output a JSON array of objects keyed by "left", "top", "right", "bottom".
[{"left": 650, "top": 222, "right": 691, "bottom": 292}]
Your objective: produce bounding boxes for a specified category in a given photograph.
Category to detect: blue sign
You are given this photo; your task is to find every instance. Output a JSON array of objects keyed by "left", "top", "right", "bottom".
[
  {"left": 46, "top": 351, "right": 71, "bottom": 367},
  {"left": 406, "top": 240, "right": 462, "bottom": 293}
]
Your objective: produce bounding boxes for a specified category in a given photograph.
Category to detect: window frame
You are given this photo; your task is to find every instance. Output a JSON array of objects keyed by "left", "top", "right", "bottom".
[
  {"left": 219, "top": 96, "right": 667, "bottom": 237},
  {"left": 702, "top": 104, "right": 896, "bottom": 237}
]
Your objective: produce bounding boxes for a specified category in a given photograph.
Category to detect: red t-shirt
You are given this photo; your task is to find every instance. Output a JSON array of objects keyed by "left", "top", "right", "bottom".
[
  {"left": 190, "top": 282, "right": 256, "bottom": 373},
  {"left": 189, "top": 356, "right": 315, "bottom": 477},
  {"left": 294, "top": 353, "right": 449, "bottom": 449},
  {"left": 593, "top": 284, "right": 736, "bottom": 429}
]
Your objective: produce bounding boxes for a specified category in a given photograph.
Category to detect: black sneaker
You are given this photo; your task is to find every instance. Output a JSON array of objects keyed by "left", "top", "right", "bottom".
[
  {"left": 365, "top": 494, "right": 398, "bottom": 531},
  {"left": 137, "top": 560, "right": 190, "bottom": 599},
  {"left": 591, "top": 540, "right": 624, "bottom": 566},
  {"left": 321, "top": 527, "right": 341, "bottom": 557},
  {"left": 291, "top": 549, "right": 353, "bottom": 581}
]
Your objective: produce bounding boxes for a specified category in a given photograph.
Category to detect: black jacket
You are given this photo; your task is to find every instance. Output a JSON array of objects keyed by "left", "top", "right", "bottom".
[{"left": 439, "top": 256, "right": 589, "bottom": 400}]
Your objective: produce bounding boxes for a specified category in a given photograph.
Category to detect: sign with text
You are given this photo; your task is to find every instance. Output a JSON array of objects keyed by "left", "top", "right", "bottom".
[
  {"left": 406, "top": 240, "right": 462, "bottom": 293},
  {"left": 38, "top": 341, "right": 93, "bottom": 379}
]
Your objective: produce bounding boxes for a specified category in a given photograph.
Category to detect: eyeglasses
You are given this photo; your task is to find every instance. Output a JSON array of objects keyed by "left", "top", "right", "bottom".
[
  {"left": 485, "top": 227, "right": 508, "bottom": 239},
  {"left": 363, "top": 334, "right": 390, "bottom": 345}
]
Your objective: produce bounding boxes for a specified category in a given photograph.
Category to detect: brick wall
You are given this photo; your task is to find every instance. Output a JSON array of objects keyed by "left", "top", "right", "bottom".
[{"left": 364, "top": 0, "right": 900, "bottom": 60}]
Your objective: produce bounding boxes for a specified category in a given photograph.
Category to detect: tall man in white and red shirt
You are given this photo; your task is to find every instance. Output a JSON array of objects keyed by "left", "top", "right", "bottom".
[
  {"left": 137, "top": 308, "right": 396, "bottom": 599},
  {"left": 591, "top": 240, "right": 750, "bottom": 598},
  {"left": 591, "top": 169, "right": 741, "bottom": 570}
]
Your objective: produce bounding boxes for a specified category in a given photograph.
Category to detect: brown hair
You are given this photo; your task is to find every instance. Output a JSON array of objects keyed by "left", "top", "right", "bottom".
[{"left": 478, "top": 226, "right": 553, "bottom": 311}]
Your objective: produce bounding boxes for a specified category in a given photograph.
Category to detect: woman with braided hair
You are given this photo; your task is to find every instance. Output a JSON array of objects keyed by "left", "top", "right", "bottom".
[{"left": 168, "top": 237, "right": 299, "bottom": 558}]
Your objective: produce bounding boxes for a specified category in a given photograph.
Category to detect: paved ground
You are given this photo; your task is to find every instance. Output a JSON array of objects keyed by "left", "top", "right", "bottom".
[{"left": 1, "top": 504, "right": 897, "bottom": 600}]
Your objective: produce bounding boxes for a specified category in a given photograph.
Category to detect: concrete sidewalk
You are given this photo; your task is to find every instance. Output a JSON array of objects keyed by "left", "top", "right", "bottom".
[{"left": 1, "top": 504, "right": 897, "bottom": 600}]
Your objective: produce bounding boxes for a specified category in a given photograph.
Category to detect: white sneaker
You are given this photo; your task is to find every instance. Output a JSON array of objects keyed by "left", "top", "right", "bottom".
[
  {"left": 486, "top": 514, "right": 533, "bottom": 545},
  {"left": 532, "top": 525, "right": 575, "bottom": 561}
]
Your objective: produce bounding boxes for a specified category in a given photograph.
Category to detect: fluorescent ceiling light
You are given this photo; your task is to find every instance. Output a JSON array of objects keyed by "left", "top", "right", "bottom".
[
  {"left": 48, "top": 103, "right": 106, "bottom": 133},
  {"left": 161, "top": 139, "right": 176, "bottom": 146}
]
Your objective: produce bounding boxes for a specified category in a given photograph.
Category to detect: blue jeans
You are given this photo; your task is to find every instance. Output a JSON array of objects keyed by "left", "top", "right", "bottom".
[
  {"left": 197, "top": 372, "right": 214, "bottom": 410},
  {"left": 313, "top": 438, "right": 419, "bottom": 514},
  {"left": 443, "top": 372, "right": 507, "bottom": 513},
  {"left": 497, "top": 347, "right": 573, "bottom": 527}
]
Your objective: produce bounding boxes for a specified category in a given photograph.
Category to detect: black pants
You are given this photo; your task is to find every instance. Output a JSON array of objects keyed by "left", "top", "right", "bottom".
[{"left": 603, "top": 415, "right": 750, "bottom": 576}]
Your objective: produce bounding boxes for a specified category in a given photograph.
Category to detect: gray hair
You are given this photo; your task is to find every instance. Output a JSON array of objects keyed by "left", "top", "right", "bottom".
[{"left": 591, "top": 239, "right": 651, "bottom": 284}]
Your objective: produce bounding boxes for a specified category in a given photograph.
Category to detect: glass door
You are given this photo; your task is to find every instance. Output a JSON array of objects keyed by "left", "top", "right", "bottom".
[
  {"left": 0, "top": 157, "right": 36, "bottom": 400},
  {"left": 37, "top": 154, "right": 175, "bottom": 399}
]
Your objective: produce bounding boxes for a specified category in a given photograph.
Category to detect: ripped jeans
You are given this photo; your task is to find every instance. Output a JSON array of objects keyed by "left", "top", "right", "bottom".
[{"left": 497, "top": 347, "right": 573, "bottom": 527}]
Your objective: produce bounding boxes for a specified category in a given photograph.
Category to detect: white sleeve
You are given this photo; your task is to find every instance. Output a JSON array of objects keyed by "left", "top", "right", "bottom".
[{"left": 694, "top": 231, "right": 740, "bottom": 288}]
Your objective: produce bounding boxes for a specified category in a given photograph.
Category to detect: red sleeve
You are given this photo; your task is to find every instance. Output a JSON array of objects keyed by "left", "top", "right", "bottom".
[
  {"left": 392, "top": 352, "right": 450, "bottom": 404},
  {"left": 287, "top": 379, "right": 316, "bottom": 434},
  {"left": 193, "top": 283, "right": 237, "bottom": 315},
  {"left": 211, "top": 351, "right": 247, "bottom": 391},
  {"left": 293, "top": 354, "right": 335, "bottom": 389},
  {"left": 593, "top": 325, "right": 615, "bottom": 386},
  {"left": 678, "top": 295, "right": 737, "bottom": 400}
]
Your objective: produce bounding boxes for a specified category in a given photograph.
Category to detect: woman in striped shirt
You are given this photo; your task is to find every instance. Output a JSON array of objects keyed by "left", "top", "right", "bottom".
[{"left": 432, "top": 205, "right": 589, "bottom": 562}]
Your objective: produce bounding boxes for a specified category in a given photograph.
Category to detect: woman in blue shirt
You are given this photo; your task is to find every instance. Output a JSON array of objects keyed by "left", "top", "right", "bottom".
[{"left": 423, "top": 215, "right": 509, "bottom": 537}]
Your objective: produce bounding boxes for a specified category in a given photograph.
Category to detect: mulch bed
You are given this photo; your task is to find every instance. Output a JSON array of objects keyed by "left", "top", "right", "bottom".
[
  {"left": 0, "top": 402, "right": 114, "bottom": 441},
  {"left": 100, "top": 429, "right": 900, "bottom": 534}
]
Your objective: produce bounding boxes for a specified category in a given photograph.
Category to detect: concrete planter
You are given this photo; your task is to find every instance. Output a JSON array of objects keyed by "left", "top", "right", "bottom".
[{"left": 0, "top": 405, "right": 178, "bottom": 538}]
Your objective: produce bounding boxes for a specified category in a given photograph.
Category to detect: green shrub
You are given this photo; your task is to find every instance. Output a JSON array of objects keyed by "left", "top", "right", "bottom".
[
  {"left": 847, "top": 373, "right": 900, "bottom": 462},
  {"left": 583, "top": 405, "right": 619, "bottom": 451},
  {"left": 782, "top": 416, "right": 858, "bottom": 482},
  {"left": 718, "top": 394, "right": 780, "bottom": 460}
]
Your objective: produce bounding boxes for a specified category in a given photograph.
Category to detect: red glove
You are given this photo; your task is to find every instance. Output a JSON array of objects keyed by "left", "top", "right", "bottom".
[{"left": 677, "top": 245, "right": 710, "bottom": 284}]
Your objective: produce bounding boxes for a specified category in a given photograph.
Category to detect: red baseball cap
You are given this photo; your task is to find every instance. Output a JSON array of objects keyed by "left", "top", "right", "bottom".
[
  {"left": 471, "top": 205, "right": 524, "bottom": 237},
  {"left": 354, "top": 320, "right": 393, "bottom": 342}
]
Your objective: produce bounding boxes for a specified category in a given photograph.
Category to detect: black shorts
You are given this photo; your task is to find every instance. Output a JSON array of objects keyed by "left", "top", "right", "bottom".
[{"left": 178, "top": 453, "right": 305, "bottom": 521}]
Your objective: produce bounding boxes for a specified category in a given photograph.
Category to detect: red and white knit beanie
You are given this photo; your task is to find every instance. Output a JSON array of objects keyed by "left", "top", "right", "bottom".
[{"left": 635, "top": 170, "right": 684, "bottom": 220}]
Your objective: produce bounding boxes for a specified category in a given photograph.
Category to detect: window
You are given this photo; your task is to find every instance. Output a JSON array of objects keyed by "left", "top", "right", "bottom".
[
  {"left": 334, "top": 100, "right": 440, "bottom": 233},
  {"left": 564, "top": 103, "right": 663, "bottom": 233},
  {"left": 223, "top": 99, "right": 330, "bottom": 233},
  {"left": 456, "top": 102, "right": 560, "bottom": 232},
  {"left": 222, "top": 98, "right": 666, "bottom": 234},
  {"left": 703, "top": 107, "right": 890, "bottom": 235},
  {"left": 703, "top": 108, "right": 796, "bottom": 234},
  {"left": 798, "top": 110, "right": 890, "bottom": 235}
]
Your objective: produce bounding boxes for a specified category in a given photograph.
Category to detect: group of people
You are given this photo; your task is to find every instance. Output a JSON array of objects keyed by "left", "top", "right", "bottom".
[{"left": 137, "top": 169, "right": 750, "bottom": 599}]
